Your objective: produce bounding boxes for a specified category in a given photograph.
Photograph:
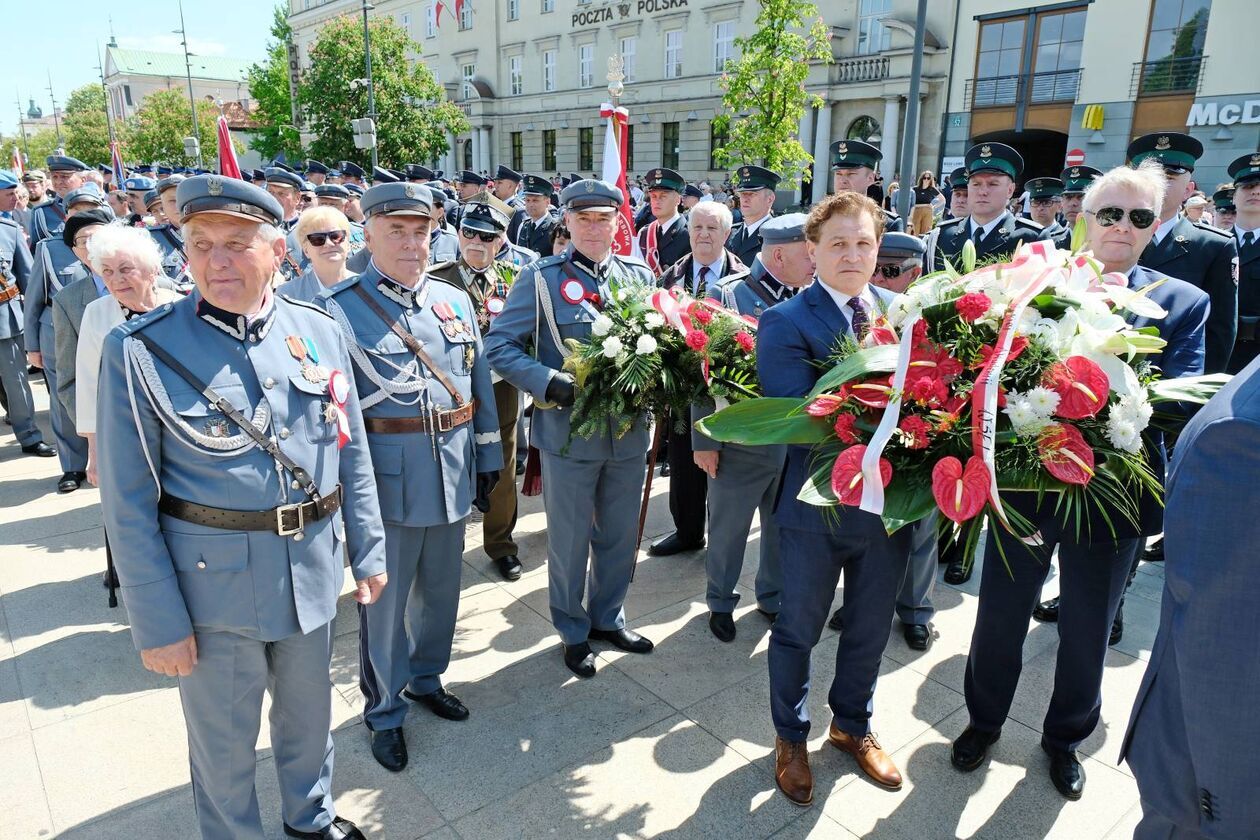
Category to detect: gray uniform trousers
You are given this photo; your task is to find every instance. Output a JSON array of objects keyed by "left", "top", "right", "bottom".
[
  {"left": 0, "top": 336, "right": 40, "bottom": 445},
  {"left": 37, "top": 318, "right": 88, "bottom": 471},
  {"left": 895, "top": 514, "right": 939, "bottom": 625},
  {"left": 359, "top": 521, "right": 464, "bottom": 731},
  {"left": 704, "top": 443, "right": 784, "bottom": 614},
  {"left": 540, "top": 450, "right": 647, "bottom": 645},
  {"left": 177, "top": 622, "right": 337, "bottom": 840}
]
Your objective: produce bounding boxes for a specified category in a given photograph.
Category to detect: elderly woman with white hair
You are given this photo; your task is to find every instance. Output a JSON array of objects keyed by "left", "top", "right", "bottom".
[
  {"left": 279, "top": 205, "right": 355, "bottom": 302},
  {"left": 954, "top": 159, "right": 1209, "bottom": 801}
]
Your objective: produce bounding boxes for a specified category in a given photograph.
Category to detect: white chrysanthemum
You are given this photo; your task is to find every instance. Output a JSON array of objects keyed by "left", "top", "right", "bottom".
[
  {"left": 1107, "top": 417, "right": 1143, "bottom": 453},
  {"left": 1003, "top": 398, "right": 1047, "bottom": 434},
  {"left": 1112, "top": 393, "right": 1154, "bottom": 431},
  {"left": 635, "top": 333, "right": 658, "bottom": 355},
  {"left": 591, "top": 315, "right": 614, "bottom": 337},
  {"left": 600, "top": 336, "right": 624, "bottom": 359},
  {"left": 1025, "top": 386, "right": 1061, "bottom": 417},
  {"left": 644, "top": 312, "right": 665, "bottom": 329}
]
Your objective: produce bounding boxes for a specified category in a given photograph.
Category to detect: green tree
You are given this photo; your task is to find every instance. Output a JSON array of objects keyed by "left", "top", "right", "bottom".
[
  {"left": 712, "top": 0, "right": 833, "bottom": 185},
  {"left": 247, "top": 5, "right": 303, "bottom": 161},
  {"left": 123, "top": 88, "right": 234, "bottom": 167},
  {"left": 299, "top": 14, "right": 468, "bottom": 168},
  {"left": 1, "top": 129, "right": 63, "bottom": 173},
  {"left": 63, "top": 84, "right": 113, "bottom": 166}
]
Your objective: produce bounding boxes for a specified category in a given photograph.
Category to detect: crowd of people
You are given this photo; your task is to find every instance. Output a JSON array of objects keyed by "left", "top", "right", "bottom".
[{"left": 1, "top": 127, "right": 1257, "bottom": 840}]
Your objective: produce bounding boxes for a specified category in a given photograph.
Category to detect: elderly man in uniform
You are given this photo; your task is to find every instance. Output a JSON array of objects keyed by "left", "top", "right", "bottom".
[
  {"left": 692, "top": 213, "right": 815, "bottom": 643},
  {"left": 829, "top": 139, "right": 904, "bottom": 233},
  {"left": 148, "top": 174, "right": 194, "bottom": 290},
  {"left": 95, "top": 175, "right": 387, "bottom": 840},
  {"left": 429, "top": 191, "right": 525, "bottom": 582},
  {"left": 320, "top": 181, "right": 502, "bottom": 773},
  {"left": 727, "top": 166, "right": 781, "bottom": 266},
  {"left": 1, "top": 193, "right": 53, "bottom": 456},
  {"left": 264, "top": 167, "right": 307, "bottom": 281},
  {"left": 486, "top": 180, "right": 657, "bottom": 679},
  {"left": 636, "top": 167, "right": 691, "bottom": 277},
  {"left": 511, "top": 175, "right": 558, "bottom": 254},
  {"left": 1026, "top": 177, "right": 1070, "bottom": 248},
  {"left": 28, "top": 155, "right": 91, "bottom": 244}
]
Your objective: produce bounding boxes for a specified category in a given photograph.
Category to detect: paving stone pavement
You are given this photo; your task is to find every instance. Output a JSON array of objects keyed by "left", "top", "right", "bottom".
[{"left": 0, "top": 382, "right": 1154, "bottom": 839}]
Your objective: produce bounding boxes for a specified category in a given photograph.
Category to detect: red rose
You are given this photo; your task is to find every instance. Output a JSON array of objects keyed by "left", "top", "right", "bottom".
[
  {"left": 1038, "top": 423, "right": 1096, "bottom": 485},
  {"left": 830, "top": 445, "right": 893, "bottom": 506},
  {"left": 1045, "top": 356, "right": 1109, "bottom": 419},
  {"left": 955, "top": 292, "right": 992, "bottom": 322},
  {"left": 734, "top": 331, "right": 755, "bottom": 353},
  {"left": 685, "top": 329, "right": 709, "bottom": 351},
  {"left": 931, "top": 456, "right": 990, "bottom": 523},
  {"left": 898, "top": 415, "right": 932, "bottom": 449},
  {"left": 833, "top": 413, "right": 859, "bottom": 443}
]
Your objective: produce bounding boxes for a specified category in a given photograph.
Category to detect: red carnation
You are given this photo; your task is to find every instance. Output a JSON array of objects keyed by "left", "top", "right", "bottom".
[
  {"left": 931, "top": 456, "right": 990, "bottom": 523},
  {"left": 692, "top": 307, "right": 714, "bottom": 325},
  {"left": 955, "top": 292, "right": 992, "bottom": 322},
  {"left": 685, "top": 329, "right": 709, "bottom": 351},
  {"left": 833, "top": 413, "right": 859, "bottom": 443},
  {"left": 734, "top": 331, "right": 755, "bottom": 353},
  {"left": 830, "top": 445, "right": 893, "bottom": 506},
  {"left": 898, "top": 415, "right": 932, "bottom": 449},
  {"left": 1038, "top": 423, "right": 1096, "bottom": 485},
  {"left": 1045, "top": 356, "right": 1109, "bottom": 419}
]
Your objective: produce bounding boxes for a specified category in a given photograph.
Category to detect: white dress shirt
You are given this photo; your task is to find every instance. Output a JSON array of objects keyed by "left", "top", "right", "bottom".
[
  {"left": 816, "top": 281, "right": 879, "bottom": 337},
  {"left": 1152, "top": 213, "right": 1182, "bottom": 246},
  {"left": 967, "top": 211, "right": 1009, "bottom": 242},
  {"left": 1234, "top": 224, "right": 1260, "bottom": 246},
  {"left": 690, "top": 254, "right": 725, "bottom": 295}
]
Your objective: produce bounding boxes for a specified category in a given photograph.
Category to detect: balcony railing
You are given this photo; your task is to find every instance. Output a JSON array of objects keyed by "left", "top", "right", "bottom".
[
  {"left": 964, "top": 68, "right": 1082, "bottom": 109},
  {"left": 833, "top": 56, "right": 889, "bottom": 85},
  {"left": 1130, "top": 55, "right": 1207, "bottom": 98}
]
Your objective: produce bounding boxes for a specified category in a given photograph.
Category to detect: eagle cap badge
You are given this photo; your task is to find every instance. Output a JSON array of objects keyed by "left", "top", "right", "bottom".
[
  {"left": 1155, "top": 136, "right": 1171, "bottom": 150},
  {"left": 206, "top": 176, "right": 223, "bottom": 196},
  {"left": 979, "top": 145, "right": 992, "bottom": 158}
]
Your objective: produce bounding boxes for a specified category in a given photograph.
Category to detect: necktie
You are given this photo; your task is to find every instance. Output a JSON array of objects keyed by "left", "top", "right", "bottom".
[
  {"left": 971, "top": 224, "right": 984, "bottom": 244},
  {"left": 696, "top": 265, "right": 710, "bottom": 297},
  {"left": 1244, "top": 231, "right": 1255, "bottom": 249},
  {"left": 848, "top": 297, "right": 869, "bottom": 340}
]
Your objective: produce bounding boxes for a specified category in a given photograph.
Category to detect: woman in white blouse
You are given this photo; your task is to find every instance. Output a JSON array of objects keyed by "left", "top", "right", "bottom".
[{"left": 76, "top": 224, "right": 181, "bottom": 485}]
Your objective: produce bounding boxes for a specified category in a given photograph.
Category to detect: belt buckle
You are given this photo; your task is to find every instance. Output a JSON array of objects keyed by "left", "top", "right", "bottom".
[
  {"left": 436, "top": 409, "right": 453, "bottom": 433},
  {"left": 276, "top": 503, "right": 305, "bottom": 536}
]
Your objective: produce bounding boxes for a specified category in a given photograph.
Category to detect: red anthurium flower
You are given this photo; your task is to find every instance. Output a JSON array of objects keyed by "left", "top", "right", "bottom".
[
  {"left": 911, "top": 319, "right": 929, "bottom": 348},
  {"left": 833, "top": 413, "right": 859, "bottom": 443},
  {"left": 806, "top": 392, "right": 846, "bottom": 417},
  {"left": 931, "top": 456, "right": 990, "bottom": 523},
  {"left": 975, "top": 335, "right": 1029, "bottom": 369},
  {"left": 830, "top": 445, "right": 893, "bottom": 506},
  {"left": 909, "top": 343, "right": 964, "bottom": 381},
  {"left": 898, "top": 415, "right": 933, "bottom": 449},
  {"left": 1037, "top": 423, "right": 1096, "bottom": 485},
  {"left": 850, "top": 375, "right": 893, "bottom": 408},
  {"left": 734, "top": 331, "right": 755, "bottom": 353},
  {"left": 1045, "top": 356, "right": 1109, "bottom": 419},
  {"left": 867, "top": 317, "right": 898, "bottom": 346}
]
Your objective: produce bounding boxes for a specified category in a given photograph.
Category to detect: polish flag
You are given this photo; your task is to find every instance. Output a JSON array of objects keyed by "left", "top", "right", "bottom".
[
  {"left": 600, "top": 103, "right": 634, "bottom": 256},
  {"left": 217, "top": 114, "right": 242, "bottom": 179},
  {"left": 10, "top": 148, "right": 23, "bottom": 178},
  {"left": 109, "top": 140, "right": 125, "bottom": 187}
]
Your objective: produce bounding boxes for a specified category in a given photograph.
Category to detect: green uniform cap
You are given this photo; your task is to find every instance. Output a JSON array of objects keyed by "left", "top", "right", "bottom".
[
  {"left": 965, "top": 142, "right": 1023, "bottom": 180},
  {"left": 830, "top": 139, "right": 881, "bottom": 171},
  {"left": 1126, "top": 132, "right": 1203, "bottom": 172}
]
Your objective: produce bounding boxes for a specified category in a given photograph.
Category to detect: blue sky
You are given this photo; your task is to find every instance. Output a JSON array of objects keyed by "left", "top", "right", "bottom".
[{"left": 3, "top": 0, "right": 277, "bottom": 135}]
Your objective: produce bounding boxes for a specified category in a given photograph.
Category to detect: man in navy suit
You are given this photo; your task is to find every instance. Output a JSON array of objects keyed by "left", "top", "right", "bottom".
[
  {"left": 952, "top": 161, "right": 1208, "bottom": 801},
  {"left": 757, "top": 191, "right": 911, "bottom": 807},
  {"left": 1122, "top": 359, "right": 1260, "bottom": 839}
]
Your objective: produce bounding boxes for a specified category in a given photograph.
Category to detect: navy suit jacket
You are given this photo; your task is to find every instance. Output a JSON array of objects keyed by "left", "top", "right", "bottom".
[{"left": 756, "top": 279, "right": 896, "bottom": 533}]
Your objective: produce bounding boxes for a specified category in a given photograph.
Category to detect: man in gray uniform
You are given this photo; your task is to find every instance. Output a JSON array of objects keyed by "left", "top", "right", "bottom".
[
  {"left": 486, "top": 180, "right": 657, "bottom": 679},
  {"left": 28, "top": 155, "right": 90, "bottom": 244},
  {"left": 149, "top": 174, "right": 194, "bottom": 290},
  {"left": 320, "top": 182, "right": 502, "bottom": 773},
  {"left": 95, "top": 174, "right": 387, "bottom": 840},
  {"left": 0, "top": 204, "right": 54, "bottom": 456}
]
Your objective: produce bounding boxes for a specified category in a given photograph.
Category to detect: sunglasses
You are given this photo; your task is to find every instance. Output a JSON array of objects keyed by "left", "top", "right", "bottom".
[
  {"left": 1088, "top": 207, "right": 1156, "bottom": 229},
  {"left": 876, "top": 260, "right": 918, "bottom": 278},
  {"left": 460, "top": 228, "right": 499, "bottom": 243},
  {"left": 305, "top": 230, "right": 347, "bottom": 246}
]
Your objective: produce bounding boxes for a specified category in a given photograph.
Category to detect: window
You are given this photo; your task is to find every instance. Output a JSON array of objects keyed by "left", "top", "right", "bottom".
[
  {"left": 579, "top": 44, "right": 594, "bottom": 88},
  {"left": 1141, "top": 0, "right": 1212, "bottom": 93},
  {"left": 1031, "top": 9, "right": 1086, "bottom": 101},
  {"left": 543, "top": 50, "right": 557, "bottom": 92},
  {"left": 662, "top": 122, "right": 679, "bottom": 170},
  {"left": 459, "top": 0, "right": 472, "bottom": 30},
  {"left": 846, "top": 116, "right": 880, "bottom": 141},
  {"left": 709, "top": 120, "right": 728, "bottom": 171},
  {"left": 509, "top": 55, "right": 523, "bottom": 95},
  {"left": 462, "top": 63, "right": 476, "bottom": 99},
  {"left": 579, "top": 127, "right": 594, "bottom": 170},
  {"left": 713, "top": 22, "right": 735, "bottom": 72},
  {"left": 857, "top": 0, "right": 893, "bottom": 55},
  {"left": 974, "top": 18, "right": 1026, "bottom": 105},
  {"left": 507, "top": 0, "right": 518, "bottom": 21},
  {"left": 541, "top": 0, "right": 554, "bottom": 12},
  {"left": 543, "top": 129, "right": 557, "bottom": 170},
  {"left": 463, "top": 140, "right": 473, "bottom": 170},
  {"left": 511, "top": 132, "right": 523, "bottom": 171},
  {"left": 400, "top": 11, "right": 411, "bottom": 33},
  {"left": 625, "top": 123, "right": 634, "bottom": 170},
  {"left": 425, "top": 3, "right": 436, "bottom": 38},
  {"left": 123, "top": 85, "right": 133, "bottom": 106},
  {"left": 664, "top": 30, "right": 683, "bottom": 79},
  {"left": 620, "top": 37, "right": 637, "bottom": 82}
]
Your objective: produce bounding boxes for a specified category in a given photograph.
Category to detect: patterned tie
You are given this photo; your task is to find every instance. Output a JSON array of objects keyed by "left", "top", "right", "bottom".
[
  {"left": 848, "top": 296, "right": 869, "bottom": 340},
  {"left": 696, "top": 265, "right": 710, "bottom": 297}
]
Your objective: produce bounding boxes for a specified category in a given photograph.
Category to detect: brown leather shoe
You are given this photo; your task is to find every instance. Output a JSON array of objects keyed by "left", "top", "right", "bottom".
[
  {"left": 774, "top": 737, "right": 814, "bottom": 806},
  {"left": 828, "top": 723, "right": 903, "bottom": 790}
]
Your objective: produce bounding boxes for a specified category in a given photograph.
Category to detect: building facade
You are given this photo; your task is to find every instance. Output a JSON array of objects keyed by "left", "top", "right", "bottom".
[
  {"left": 942, "top": 0, "right": 1260, "bottom": 192},
  {"left": 287, "top": 0, "right": 956, "bottom": 201}
]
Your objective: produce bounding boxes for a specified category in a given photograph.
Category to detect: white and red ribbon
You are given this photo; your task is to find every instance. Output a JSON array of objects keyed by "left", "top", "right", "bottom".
[{"left": 328, "top": 370, "right": 352, "bottom": 449}]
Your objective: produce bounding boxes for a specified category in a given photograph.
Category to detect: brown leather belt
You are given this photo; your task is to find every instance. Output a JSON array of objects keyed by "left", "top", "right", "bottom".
[
  {"left": 159, "top": 486, "right": 343, "bottom": 536},
  {"left": 364, "top": 401, "right": 476, "bottom": 434},
  {"left": 0, "top": 284, "right": 18, "bottom": 304}
]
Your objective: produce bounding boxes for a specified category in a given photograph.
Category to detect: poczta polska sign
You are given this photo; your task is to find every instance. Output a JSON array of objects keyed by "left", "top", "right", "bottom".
[{"left": 572, "top": 0, "right": 689, "bottom": 29}]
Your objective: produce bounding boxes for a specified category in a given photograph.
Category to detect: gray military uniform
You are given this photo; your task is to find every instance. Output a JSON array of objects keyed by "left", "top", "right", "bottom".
[{"left": 0, "top": 218, "right": 43, "bottom": 447}]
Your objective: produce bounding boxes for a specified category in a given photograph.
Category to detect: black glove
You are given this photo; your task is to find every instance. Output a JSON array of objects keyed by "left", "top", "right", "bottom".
[
  {"left": 545, "top": 373, "right": 576, "bottom": 407},
  {"left": 474, "top": 470, "right": 500, "bottom": 513}
]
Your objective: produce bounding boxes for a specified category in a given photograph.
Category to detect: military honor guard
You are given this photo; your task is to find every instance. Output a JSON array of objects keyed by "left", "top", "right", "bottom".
[
  {"left": 147, "top": 174, "right": 195, "bottom": 291},
  {"left": 264, "top": 167, "right": 308, "bottom": 282},
  {"left": 1226, "top": 152, "right": 1260, "bottom": 374},
  {"left": 447, "top": 170, "right": 488, "bottom": 229},
  {"left": 1025, "top": 177, "right": 1070, "bottom": 248},
  {"left": 758, "top": 192, "right": 910, "bottom": 806},
  {"left": 1059, "top": 165, "right": 1102, "bottom": 233},
  {"left": 511, "top": 174, "right": 558, "bottom": 254},
  {"left": 492, "top": 164, "right": 524, "bottom": 211},
  {"left": 830, "top": 139, "right": 904, "bottom": 233},
  {"left": 691, "top": 213, "right": 816, "bottom": 643},
  {"left": 486, "top": 180, "right": 657, "bottom": 679},
  {"left": 0, "top": 190, "right": 54, "bottom": 458},
  {"left": 428, "top": 191, "right": 525, "bottom": 581},
  {"left": 1130, "top": 132, "right": 1238, "bottom": 374},
  {"left": 319, "top": 181, "right": 502, "bottom": 773},
  {"left": 636, "top": 167, "right": 691, "bottom": 276},
  {"left": 339, "top": 161, "right": 367, "bottom": 188},
  {"left": 726, "top": 165, "right": 781, "bottom": 266},
  {"left": 95, "top": 175, "right": 387, "bottom": 840},
  {"left": 27, "top": 155, "right": 91, "bottom": 244},
  {"left": 1211, "top": 186, "right": 1236, "bottom": 231},
  {"left": 305, "top": 160, "right": 330, "bottom": 186}
]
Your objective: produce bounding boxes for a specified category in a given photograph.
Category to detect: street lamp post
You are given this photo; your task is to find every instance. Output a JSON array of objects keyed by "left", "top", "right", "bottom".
[
  {"left": 895, "top": 0, "right": 929, "bottom": 222},
  {"left": 361, "top": 0, "right": 378, "bottom": 170},
  {"left": 176, "top": 0, "right": 203, "bottom": 167},
  {"left": 46, "top": 71, "right": 64, "bottom": 152}
]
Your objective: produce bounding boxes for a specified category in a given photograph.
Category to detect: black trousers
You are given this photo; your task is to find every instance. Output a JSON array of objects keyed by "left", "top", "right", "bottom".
[{"left": 666, "top": 413, "right": 707, "bottom": 543}]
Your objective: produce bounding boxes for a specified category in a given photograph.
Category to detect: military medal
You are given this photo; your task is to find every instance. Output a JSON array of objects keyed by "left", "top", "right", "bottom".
[
  {"left": 559, "top": 278, "right": 585, "bottom": 305},
  {"left": 321, "top": 401, "right": 338, "bottom": 424},
  {"left": 287, "top": 335, "right": 328, "bottom": 382},
  {"left": 433, "top": 301, "right": 463, "bottom": 338},
  {"left": 204, "top": 418, "right": 231, "bottom": 438}
]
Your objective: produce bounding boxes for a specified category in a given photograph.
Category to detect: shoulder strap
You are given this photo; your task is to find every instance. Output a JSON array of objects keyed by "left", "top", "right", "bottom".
[
  {"left": 129, "top": 332, "right": 322, "bottom": 500},
  {"left": 350, "top": 283, "right": 467, "bottom": 406},
  {"left": 742, "top": 274, "right": 779, "bottom": 308}
]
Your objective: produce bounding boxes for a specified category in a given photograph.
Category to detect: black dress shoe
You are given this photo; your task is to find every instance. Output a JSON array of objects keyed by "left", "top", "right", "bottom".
[
  {"left": 589, "top": 626, "right": 654, "bottom": 653},
  {"left": 709, "top": 611, "right": 736, "bottom": 642},
  {"left": 1033, "top": 597, "right": 1060, "bottom": 622},
  {"left": 515, "top": 457, "right": 527, "bottom": 473},
  {"left": 494, "top": 554, "right": 523, "bottom": 581},
  {"left": 1041, "top": 740, "right": 1085, "bottom": 800},
  {"left": 944, "top": 559, "right": 972, "bottom": 585},
  {"left": 563, "top": 642, "right": 597, "bottom": 678},
  {"left": 827, "top": 608, "right": 844, "bottom": 633},
  {"left": 21, "top": 441, "right": 56, "bottom": 457},
  {"left": 951, "top": 726, "right": 1000, "bottom": 771},
  {"left": 1109, "top": 608, "right": 1123, "bottom": 646},
  {"left": 659, "top": 460, "right": 671, "bottom": 477},
  {"left": 1142, "top": 538, "right": 1164, "bottom": 562},
  {"left": 369, "top": 727, "right": 407, "bottom": 772},
  {"left": 903, "top": 623, "right": 931, "bottom": 651},
  {"left": 403, "top": 686, "right": 469, "bottom": 721},
  {"left": 57, "top": 472, "right": 81, "bottom": 493},
  {"left": 756, "top": 607, "right": 778, "bottom": 624},
  {"left": 647, "top": 532, "right": 704, "bottom": 556},
  {"left": 283, "top": 817, "right": 367, "bottom": 839}
]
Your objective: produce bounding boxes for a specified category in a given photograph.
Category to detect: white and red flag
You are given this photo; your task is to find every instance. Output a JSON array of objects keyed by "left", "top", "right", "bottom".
[
  {"left": 11, "top": 147, "right": 24, "bottom": 178},
  {"left": 217, "top": 114, "right": 242, "bottom": 179},
  {"left": 109, "top": 140, "right": 125, "bottom": 186},
  {"left": 600, "top": 103, "right": 635, "bottom": 256}
]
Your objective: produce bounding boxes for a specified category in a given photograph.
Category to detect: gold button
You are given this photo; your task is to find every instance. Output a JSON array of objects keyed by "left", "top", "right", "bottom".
[
  {"left": 196, "top": 560, "right": 207, "bottom": 569},
  {"left": 279, "top": 427, "right": 291, "bottom": 439},
  {"left": 263, "top": 377, "right": 276, "bottom": 389}
]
